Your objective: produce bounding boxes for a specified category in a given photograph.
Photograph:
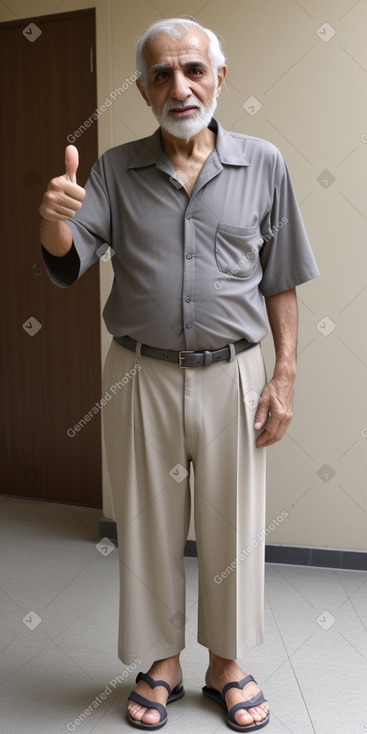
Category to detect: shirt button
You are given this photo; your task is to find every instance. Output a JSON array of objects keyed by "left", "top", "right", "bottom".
[
  {"left": 185, "top": 322, "right": 192, "bottom": 329},
  {"left": 186, "top": 213, "right": 191, "bottom": 219},
  {"left": 186, "top": 253, "right": 193, "bottom": 260},
  {"left": 185, "top": 296, "right": 191, "bottom": 303}
]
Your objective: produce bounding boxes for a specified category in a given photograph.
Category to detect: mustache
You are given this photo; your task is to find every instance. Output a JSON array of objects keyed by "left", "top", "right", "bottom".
[{"left": 164, "top": 95, "right": 202, "bottom": 111}]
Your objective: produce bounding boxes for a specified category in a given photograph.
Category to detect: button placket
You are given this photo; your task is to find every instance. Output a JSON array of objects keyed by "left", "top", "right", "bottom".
[{"left": 182, "top": 205, "right": 196, "bottom": 349}]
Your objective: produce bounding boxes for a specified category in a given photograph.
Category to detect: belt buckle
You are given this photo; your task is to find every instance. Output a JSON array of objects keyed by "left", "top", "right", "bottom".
[{"left": 178, "top": 350, "right": 194, "bottom": 368}]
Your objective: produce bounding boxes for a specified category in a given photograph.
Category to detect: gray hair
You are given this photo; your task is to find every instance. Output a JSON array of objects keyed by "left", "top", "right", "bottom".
[{"left": 136, "top": 18, "right": 226, "bottom": 85}]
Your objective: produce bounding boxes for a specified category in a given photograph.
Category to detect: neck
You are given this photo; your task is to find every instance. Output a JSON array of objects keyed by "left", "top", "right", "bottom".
[{"left": 160, "top": 125, "right": 216, "bottom": 158}]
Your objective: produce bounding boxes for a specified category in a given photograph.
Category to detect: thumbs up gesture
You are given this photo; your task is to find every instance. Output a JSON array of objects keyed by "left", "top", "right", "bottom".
[{"left": 39, "top": 145, "right": 86, "bottom": 222}]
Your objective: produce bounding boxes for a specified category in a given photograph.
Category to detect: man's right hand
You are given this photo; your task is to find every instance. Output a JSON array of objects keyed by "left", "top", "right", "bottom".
[{"left": 39, "top": 145, "right": 86, "bottom": 222}]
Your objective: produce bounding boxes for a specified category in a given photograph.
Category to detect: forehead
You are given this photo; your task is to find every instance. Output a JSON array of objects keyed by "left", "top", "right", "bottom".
[{"left": 143, "top": 28, "right": 211, "bottom": 70}]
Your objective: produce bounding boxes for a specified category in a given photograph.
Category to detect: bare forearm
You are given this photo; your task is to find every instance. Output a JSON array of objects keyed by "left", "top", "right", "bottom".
[
  {"left": 254, "top": 287, "right": 298, "bottom": 447},
  {"left": 40, "top": 219, "right": 73, "bottom": 257},
  {"left": 265, "top": 287, "right": 298, "bottom": 381}
]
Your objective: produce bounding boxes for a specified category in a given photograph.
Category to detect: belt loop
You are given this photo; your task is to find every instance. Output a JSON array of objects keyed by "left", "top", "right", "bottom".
[
  {"left": 228, "top": 343, "right": 236, "bottom": 362},
  {"left": 135, "top": 342, "right": 142, "bottom": 359}
]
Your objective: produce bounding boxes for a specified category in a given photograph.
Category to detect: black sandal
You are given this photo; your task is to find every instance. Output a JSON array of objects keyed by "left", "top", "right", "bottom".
[
  {"left": 202, "top": 674, "right": 269, "bottom": 731},
  {"left": 127, "top": 671, "right": 185, "bottom": 730}
]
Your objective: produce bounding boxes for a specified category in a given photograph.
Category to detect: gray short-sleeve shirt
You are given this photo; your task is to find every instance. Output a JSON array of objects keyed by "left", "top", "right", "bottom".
[{"left": 42, "top": 118, "right": 319, "bottom": 350}]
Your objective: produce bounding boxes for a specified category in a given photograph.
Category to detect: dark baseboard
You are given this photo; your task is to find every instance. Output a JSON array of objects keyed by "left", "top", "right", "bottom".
[
  {"left": 99, "top": 518, "right": 367, "bottom": 572},
  {"left": 99, "top": 517, "right": 118, "bottom": 541}
]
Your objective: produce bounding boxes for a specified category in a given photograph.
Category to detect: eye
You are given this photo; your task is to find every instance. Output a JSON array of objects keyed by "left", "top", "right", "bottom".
[
  {"left": 189, "top": 68, "right": 203, "bottom": 76},
  {"left": 156, "top": 71, "right": 169, "bottom": 80}
]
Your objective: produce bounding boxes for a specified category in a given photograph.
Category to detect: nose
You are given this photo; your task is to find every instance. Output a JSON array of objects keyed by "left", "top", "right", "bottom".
[{"left": 170, "top": 70, "right": 191, "bottom": 101}]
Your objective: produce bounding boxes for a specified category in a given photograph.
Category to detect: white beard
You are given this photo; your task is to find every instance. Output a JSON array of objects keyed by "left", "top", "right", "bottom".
[{"left": 150, "top": 84, "right": 218, "bottom": 140}]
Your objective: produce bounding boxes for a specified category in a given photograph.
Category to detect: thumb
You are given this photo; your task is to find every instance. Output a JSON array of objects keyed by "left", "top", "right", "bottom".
[
  {"left": 254, "top": 395, "right": 269, "bottom": 430},
  {"left": 65, "top": 145, "right": 79, "bottom": 184}
]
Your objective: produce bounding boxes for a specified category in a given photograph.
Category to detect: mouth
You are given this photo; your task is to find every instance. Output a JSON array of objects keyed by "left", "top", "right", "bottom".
[{"left": 168, "top": 106, "right": 199, "bottom": 117}]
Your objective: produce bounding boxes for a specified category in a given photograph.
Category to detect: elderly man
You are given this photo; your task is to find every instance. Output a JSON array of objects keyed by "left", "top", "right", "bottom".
[{"left": 40, "top": 17, "right": 319, "bottom": 732}]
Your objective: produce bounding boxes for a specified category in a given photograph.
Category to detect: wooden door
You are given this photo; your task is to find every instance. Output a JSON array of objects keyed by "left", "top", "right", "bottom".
[{"left": 0, "top": 10, "right": 102, "bottom": 506}]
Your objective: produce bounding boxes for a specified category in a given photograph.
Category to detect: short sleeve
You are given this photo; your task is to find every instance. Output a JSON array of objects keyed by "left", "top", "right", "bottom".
[
  {"left": 41, "top": 242, "right": 81, "bottom": 288},
  {"left": 41, "top": 161, "right": 111, "bottom": 288},
  {"left": 259, "top": 156, "right": 319, "bottom": 296}
]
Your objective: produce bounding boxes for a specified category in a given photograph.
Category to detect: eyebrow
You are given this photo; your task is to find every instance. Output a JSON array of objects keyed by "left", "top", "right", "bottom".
[{"left": 150, "top": 60, "right": 207, "bottom": 74}]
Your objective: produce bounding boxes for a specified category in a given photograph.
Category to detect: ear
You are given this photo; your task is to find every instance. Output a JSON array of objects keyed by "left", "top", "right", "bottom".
[
  {"left": 216, "top": 65, "right": 227, "bottom": 96},
  {"left": 136, "top": 79, "right": 151, "bottom": 107}
]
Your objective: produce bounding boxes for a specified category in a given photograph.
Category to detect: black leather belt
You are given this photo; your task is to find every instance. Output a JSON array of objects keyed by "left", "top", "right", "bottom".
[{"left": 114, "top": 335, "right": 256, "bottom": 368}]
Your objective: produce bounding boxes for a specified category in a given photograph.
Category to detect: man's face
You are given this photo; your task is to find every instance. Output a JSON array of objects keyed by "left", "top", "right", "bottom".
[{"left": 137, "top": 27, "right": 226, "bottom": 139}]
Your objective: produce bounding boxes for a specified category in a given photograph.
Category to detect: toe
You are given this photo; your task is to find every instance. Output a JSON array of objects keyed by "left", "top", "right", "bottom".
[
  {"left": 127, "top": 701, "right": 144, "bottom": 722},
  {"left": 234, "top": 703, "right": 268, "bottom": 726},
  {"left": 128, "top": 702, "right": 162, "bottom": 725},
  {"left": 141, "top": 708, "right": 162, "bottom": 724},
  {"left": 248, "top": 704, "right": 268, "bottom": 721},
  {"left": 234, "top": 708, "right": 255, "bottom": 726}
]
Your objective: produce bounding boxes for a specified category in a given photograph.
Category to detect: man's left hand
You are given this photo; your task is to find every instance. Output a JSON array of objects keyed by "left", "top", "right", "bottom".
[{"left": 254, "top": 376, "right": 294, "bottom": 448}]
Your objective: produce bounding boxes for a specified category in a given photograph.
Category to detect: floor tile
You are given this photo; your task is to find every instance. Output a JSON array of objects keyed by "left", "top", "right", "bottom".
[{"left": 1, "top": 497, "right": 367, "bottom": 733}]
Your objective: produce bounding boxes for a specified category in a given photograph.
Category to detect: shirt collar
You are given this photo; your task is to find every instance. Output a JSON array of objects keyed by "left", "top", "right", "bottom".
[
  {"left": 127, "top": 118, "right": 249, "bottom": 169},
  {"left": 209, "top": 118, "right": 249, "bottom": 166}
]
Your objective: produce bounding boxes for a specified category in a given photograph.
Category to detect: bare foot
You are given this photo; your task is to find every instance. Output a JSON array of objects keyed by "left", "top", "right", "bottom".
[
  {"left": 206, "top": 654, "right": 269, "bottom": 728},
  {"left": 127, "top": 655, "right": 182, "bottom": 727}
]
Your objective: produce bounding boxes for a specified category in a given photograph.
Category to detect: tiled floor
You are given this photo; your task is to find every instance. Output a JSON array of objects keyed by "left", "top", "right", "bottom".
[{"left": 0, "top": 495, "right": 366, "bottom": 734}]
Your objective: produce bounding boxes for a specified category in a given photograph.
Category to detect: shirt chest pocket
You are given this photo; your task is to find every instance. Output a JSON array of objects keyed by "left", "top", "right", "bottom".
[{"left": 215, "top": 222, "right": 262, "bottom": 279}]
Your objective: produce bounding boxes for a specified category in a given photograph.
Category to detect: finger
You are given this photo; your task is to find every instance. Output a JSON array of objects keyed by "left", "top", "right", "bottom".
[
  {"left": 51, "top": 203, "right": 81, "bottom": 219},
  {"left": 65, "top": 144, "right": 79, "bottom": 184},
  {"left": 256, "top": 432, "right": 282, "bottom": 448},
  {"left": 39, "top": 204, "right": 80, "bottom": 222},
  {"left": 48, "top": 176, "right": 86, "bottom": 200},
  {"left": 254, "top": 397, "right": 269, "bottom": 430},
  {"left": 256, "top": 413, "right": 289, "bottom": 448},
  {"left": 256, "top": 428, "right": 280, "bottom": 448},
  {"left": 39, "top": 189, "right": 84, "bottom": 221}
]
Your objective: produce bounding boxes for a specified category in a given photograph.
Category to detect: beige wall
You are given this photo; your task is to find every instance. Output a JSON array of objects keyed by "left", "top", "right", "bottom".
[{"left": 4, "top": 0, "right": 366, "bottom": 551}]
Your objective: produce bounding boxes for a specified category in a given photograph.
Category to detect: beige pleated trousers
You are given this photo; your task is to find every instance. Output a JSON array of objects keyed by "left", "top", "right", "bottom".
[{"left": 102, "top": 339, "right": 267, "bottom": 666}]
